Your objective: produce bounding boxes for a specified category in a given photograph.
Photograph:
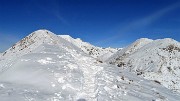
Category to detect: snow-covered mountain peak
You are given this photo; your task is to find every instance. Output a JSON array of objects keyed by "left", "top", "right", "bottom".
[
  {"left": 32, "top": 29, "right": 56, "bottom": 38},
  {"left": 135, "top": 38, "right": 153, "bottom": 42},
  {"left": 106, "top": 37, "right": 180, "bottom": 92},
  {"left": 1, "top": 29, "right": 58, "bottom": 58},
  {"left": 124, "top": 38, "right": 153, "bottom": 54},
  {"left": 130, "top": 38, "right": 153, "bottom": 47},
  {"left": 28, "top": 29, "right": 58, "bottom": 42},
  {"left": 106, "top": 38, "right": 153, "bottom": 64}
]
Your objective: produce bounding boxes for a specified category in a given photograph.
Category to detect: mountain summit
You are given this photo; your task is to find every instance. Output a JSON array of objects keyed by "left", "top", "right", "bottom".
[
  {"left": 107, "top": 38, "right": 180, "bottom": 92},
  {"left": 1, "top": 30, "right": 57, "bottom": 58}
]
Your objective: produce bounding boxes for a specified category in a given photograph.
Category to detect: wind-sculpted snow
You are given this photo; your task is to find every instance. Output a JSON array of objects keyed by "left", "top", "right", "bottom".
[{"left": 0, "top": 30, "right": 180, "bottom": 101}]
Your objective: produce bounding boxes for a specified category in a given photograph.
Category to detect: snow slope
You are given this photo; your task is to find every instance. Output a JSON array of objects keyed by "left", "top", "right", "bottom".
[
  {"left": 59, "top": 35, "right": 118, "bottom": 59},
  {"left": 107, "top": 38, "right": 180, "bottom": 92},
  {"left": 0, "top": 30, "right": 180, "bottom": 101},
  {"left": 106, "top": 38, "right": 153, "bottom": 64}
]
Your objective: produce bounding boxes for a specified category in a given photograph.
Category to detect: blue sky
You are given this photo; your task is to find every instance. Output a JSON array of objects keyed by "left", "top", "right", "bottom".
[{"left": 0, "top": 0, "right": 180, "bottom": 52}]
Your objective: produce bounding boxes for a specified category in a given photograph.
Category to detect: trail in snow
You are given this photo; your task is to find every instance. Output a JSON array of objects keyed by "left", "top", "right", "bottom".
[
  {"left": 75, "top": 55, "right": 102, "bottom": 100},
  {"left": 61, "top": 45, "right": 101, "bottom": 100}
]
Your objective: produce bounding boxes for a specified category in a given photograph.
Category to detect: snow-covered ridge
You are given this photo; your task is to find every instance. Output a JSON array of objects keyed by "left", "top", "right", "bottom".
[
  {"left": 0, "top": 30, "right": 118, "bottom": 60},
  {"left": 59, "top": 35, "right": 118, "bottom": 59},
  {"left": 107, "top": 38, "right": 180, "bottom": 92}
]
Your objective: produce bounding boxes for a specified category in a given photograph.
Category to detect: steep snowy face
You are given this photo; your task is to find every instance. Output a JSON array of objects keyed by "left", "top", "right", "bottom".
[
  {"left": 108, "top": 38, "right": 180, "bottom": 92},
  {"left": 0, "top": 30, "right": 58, "bottom": 59},
  {"left": 59, "top": 35, "right": 118, "bottom": 59}
]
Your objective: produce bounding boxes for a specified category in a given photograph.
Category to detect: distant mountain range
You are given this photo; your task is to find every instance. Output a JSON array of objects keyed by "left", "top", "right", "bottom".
[{"left": 0, "top": 29, "right": 180, "bottom": 101}]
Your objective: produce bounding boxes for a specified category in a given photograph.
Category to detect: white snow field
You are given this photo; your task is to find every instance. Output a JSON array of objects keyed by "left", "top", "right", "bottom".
[{"left": 0, "top": 30, "right": 180, "bottom": 101}]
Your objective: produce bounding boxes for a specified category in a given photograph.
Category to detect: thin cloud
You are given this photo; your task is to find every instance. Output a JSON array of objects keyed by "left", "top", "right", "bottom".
[
  {"left": 49, "top": 0, "right": 70, "bottom": 26},
  {"left": 52, "top": 8, "right": 70, "bottom": 26},
  {"left": 97, "top": 2, "right": 180, "bottom": 45},
  {"left": 32, "top": 0, "right": 69, "bottom": 26},
  {"left": 50, "top": 0, "right": 70, "bottom": 26}
]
